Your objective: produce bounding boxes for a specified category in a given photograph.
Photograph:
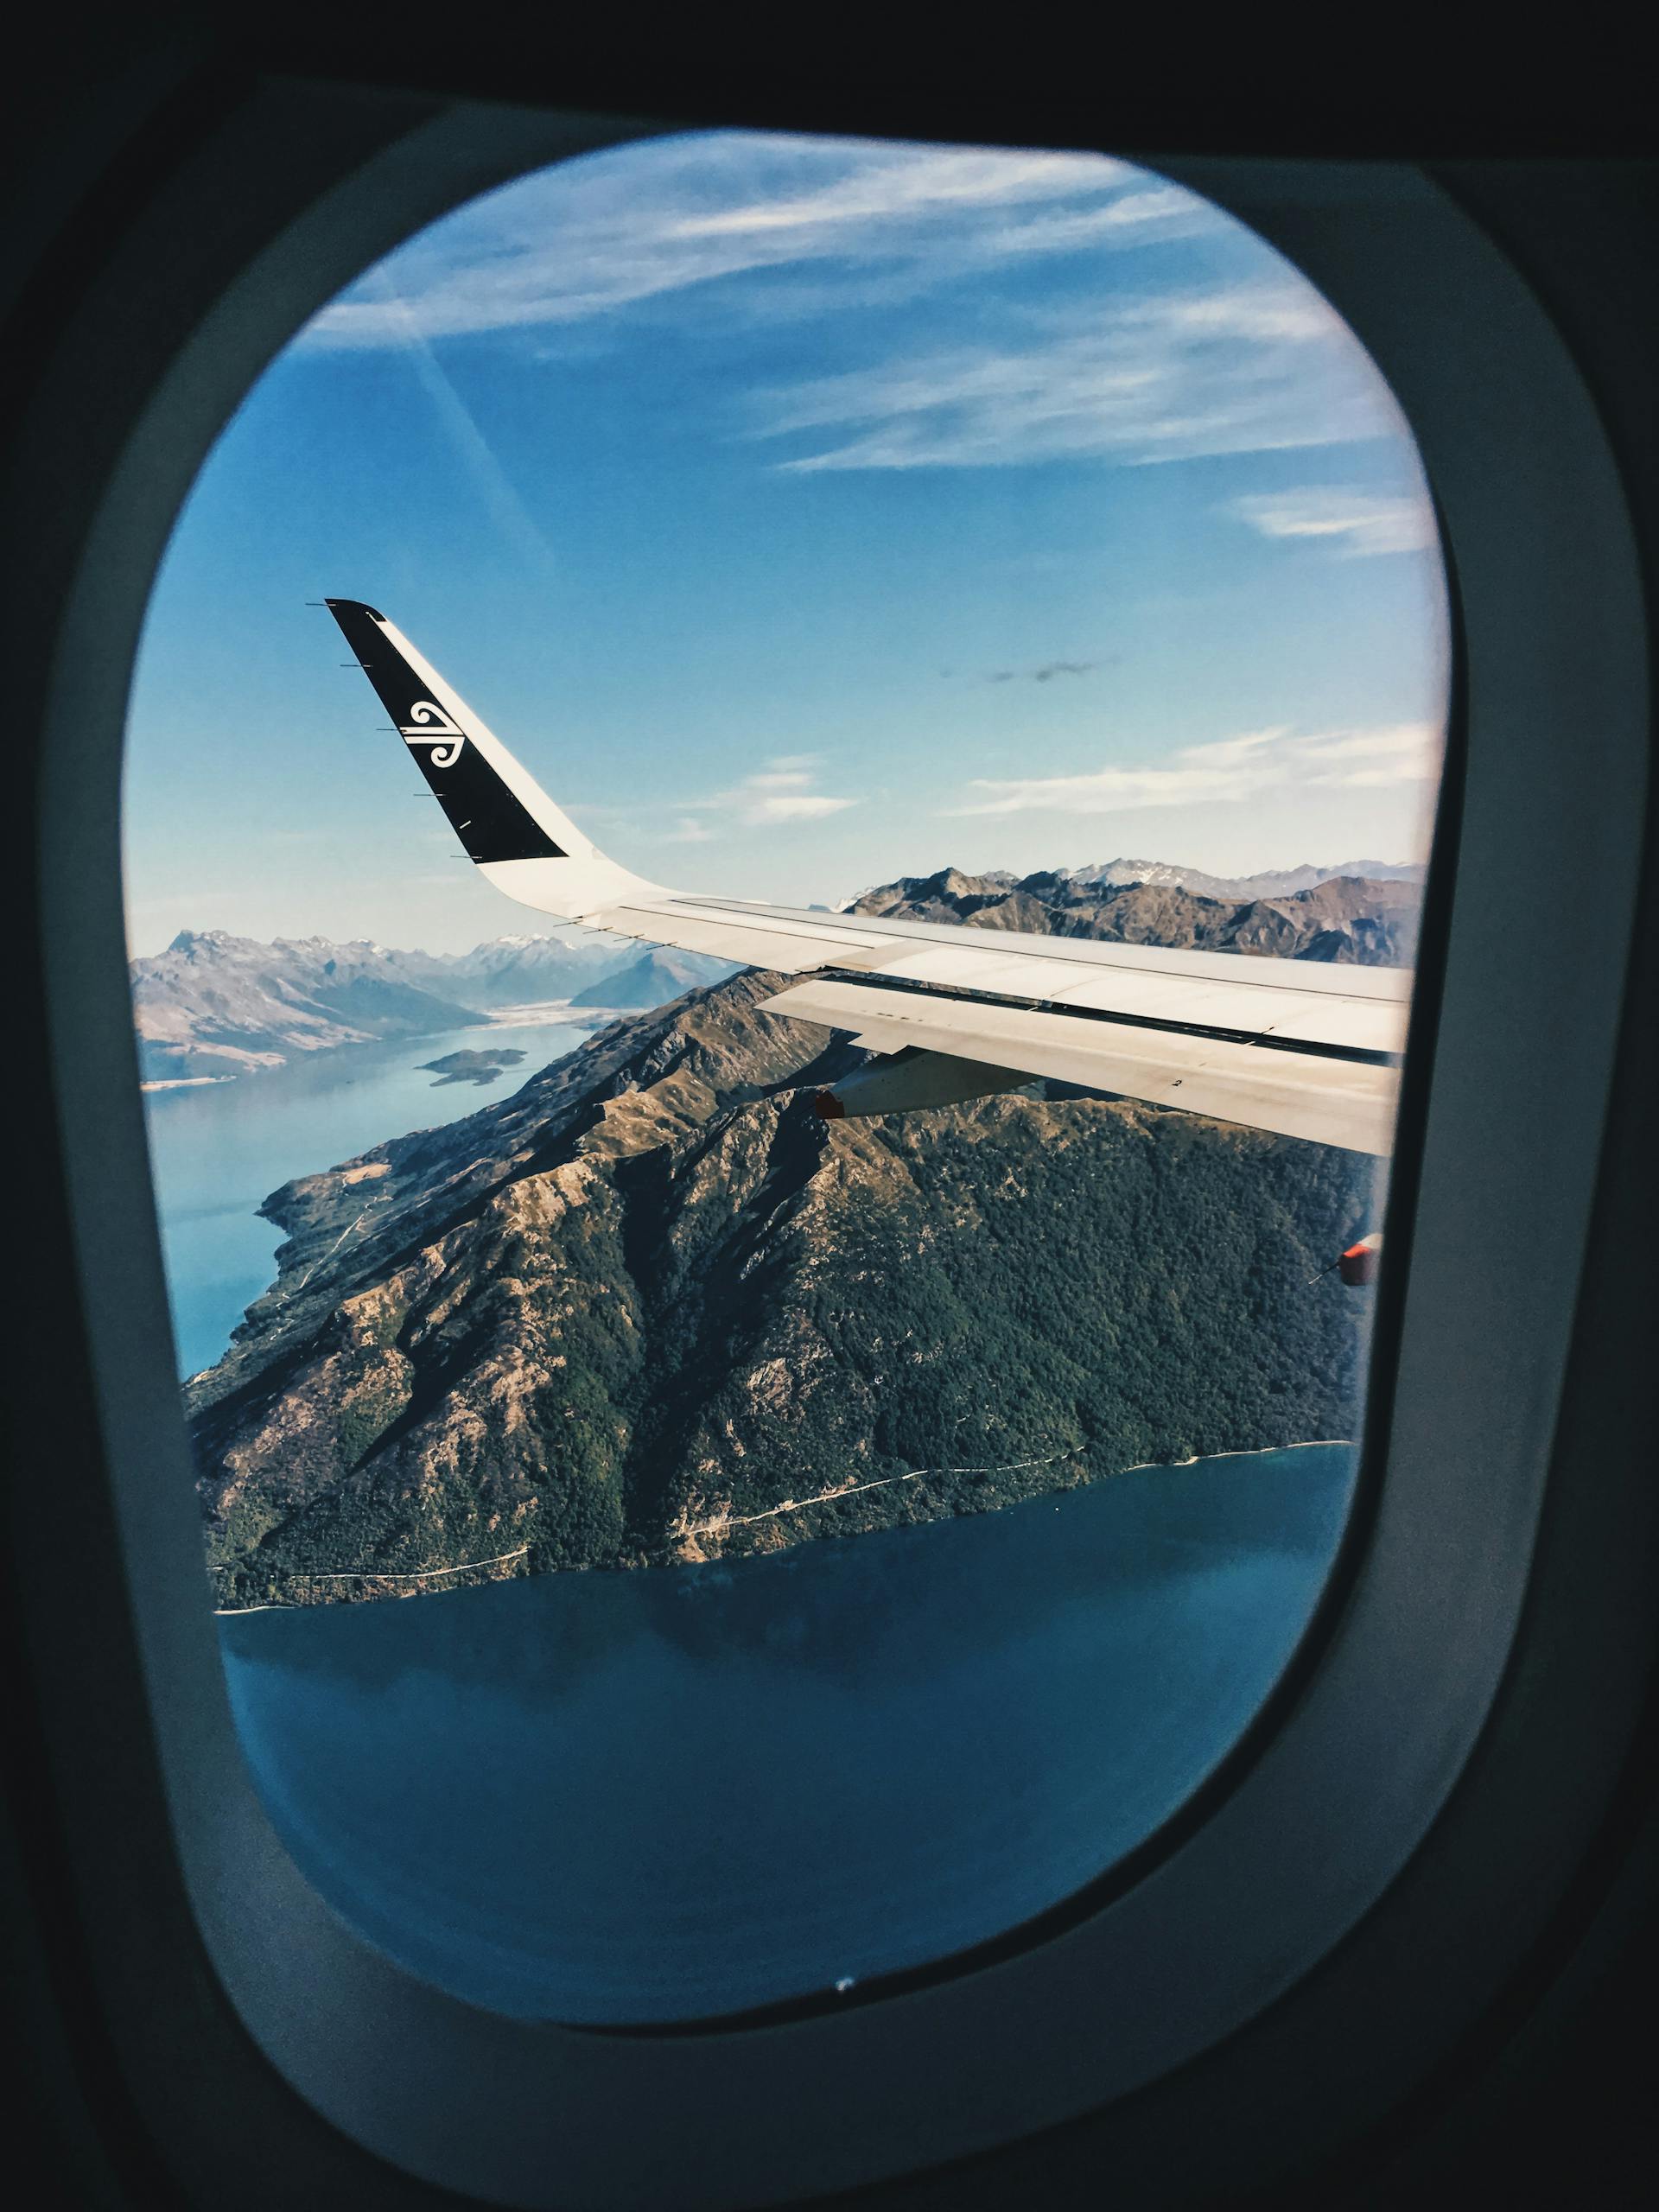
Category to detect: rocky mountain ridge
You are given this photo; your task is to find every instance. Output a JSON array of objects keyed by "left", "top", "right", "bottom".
[
  {"left": 1062, "top": 855, "right": 1423, "bottom": 899},
  {"left": 188, "top": 866, "right": 1402, "bottom": 1605},
  {"left": 850, "top": 867, "right": 1420, "bottom": 966}
]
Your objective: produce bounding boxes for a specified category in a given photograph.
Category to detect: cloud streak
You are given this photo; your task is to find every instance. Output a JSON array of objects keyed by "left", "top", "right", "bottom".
[
  {"left": 626, "top": 755, "right": 863, "bottom": 831},
  {"left": 715, "top": 758, "right": 861, "bottom": 825},
  {"left": 988, "top": 660, "right": 1097, "bottom": 684},
  {"left": 298, "top": 137, "right": 1414, "bottom": 487},
  {"left": 753, "top": 284, "right": 1405, "bottom": 473},
  {"left": 302, "top": 137, "right": 1205, "bottom": 351},
  {"left": 950, "top": 723, "right": 1440, "bottom": 816},
  {"left": 1225, "top": 486, "right": 1437, "bottom": 557}
]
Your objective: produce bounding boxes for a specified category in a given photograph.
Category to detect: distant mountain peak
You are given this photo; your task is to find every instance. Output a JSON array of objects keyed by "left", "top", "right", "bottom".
[
  {"left": 1062, "top": 856, "right": 1424, "bottom": 899},
  {"left": 133, "top": 925, "right": 655, "bottom": 1087},
  {"left": 848, "top": 861, "right": 1421, "bottom": 966},
  {"left": 168, "top": 926, "right": 240, "bottom": 951}
]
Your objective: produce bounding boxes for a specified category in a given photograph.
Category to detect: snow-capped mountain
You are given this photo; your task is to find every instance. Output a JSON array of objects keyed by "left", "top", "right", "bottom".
[
  {"left": 131, "top": 930, "right": 640, "bottom": 1084},
  {"left": 1061, "top": 858, "right": 1427, "bottom": 899}
]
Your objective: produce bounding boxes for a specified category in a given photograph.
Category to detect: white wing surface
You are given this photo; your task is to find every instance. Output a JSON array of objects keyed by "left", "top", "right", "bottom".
[{"left": 326, "top": 601, "right": 1410, "bottom": 1155}]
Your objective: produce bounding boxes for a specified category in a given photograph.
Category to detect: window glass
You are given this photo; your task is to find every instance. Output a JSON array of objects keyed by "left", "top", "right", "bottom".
[{"left": 124, "top": 130, "right": 1447, "bottom": 2023}]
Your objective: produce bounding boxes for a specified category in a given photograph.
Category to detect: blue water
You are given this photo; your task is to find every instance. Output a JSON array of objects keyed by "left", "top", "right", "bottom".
[
  {"left": 142, "top": 1019, "right": 1357, "bottom": 2025},
  {"left": 141, "top": 1010, "right": 594, "bottom": 1377},
  {"left": 219, "top": 1442, "right": 1356, "bottom": 2024}
]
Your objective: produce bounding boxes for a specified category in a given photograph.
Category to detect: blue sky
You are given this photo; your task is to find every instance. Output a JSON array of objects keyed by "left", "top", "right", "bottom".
[{"left": 123, "top": 131, "right": 1448, "bottom": 957}]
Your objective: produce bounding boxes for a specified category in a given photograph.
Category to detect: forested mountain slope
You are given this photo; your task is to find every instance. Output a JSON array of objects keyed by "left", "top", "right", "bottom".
[{"left": 190, "top": 957, "right": 1382, "bottom": 1609}]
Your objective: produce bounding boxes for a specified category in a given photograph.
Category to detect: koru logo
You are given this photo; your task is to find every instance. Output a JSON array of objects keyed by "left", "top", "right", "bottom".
[{"left": 400, "top": 701, "right": 467, "bottom": 768}]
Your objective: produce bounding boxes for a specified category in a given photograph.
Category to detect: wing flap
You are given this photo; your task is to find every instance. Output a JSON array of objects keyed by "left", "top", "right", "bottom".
[
  {"left": 761, "top": 976, "right": 1400, "bottom": 1154},
  {"left": 479, "top": 878, "right": 1412, "bottom": 1059},
  {"left": 849, "top": 939, "right": 1408, "bottom": 1055}
]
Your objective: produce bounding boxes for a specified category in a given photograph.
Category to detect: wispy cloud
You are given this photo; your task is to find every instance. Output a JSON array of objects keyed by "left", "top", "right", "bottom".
[
  {"left": 1178, "top": 726, "right": 1294, "bottom": 769},
  {"left": 753, "top": 284, "right": 1404, "bottom": 473},
  {"left": 298, "top": 138, "right": 1411, "bottom": 487},
  {"left": 609, "top": 755, "right": 861, "bottom": 833},
  {"left": 705, "top": 756, "right": 861, "bottom": 825},
  {"left": 662, "top": 149, "right": 1135, "bottom": 239},
  {"left": 988, "top": 659, "right": 1097, "bottom": 684},
  {"left": 302, "top": 138, "right": 1204, "bottom": 351},
  {"left": 950, "top": 722, "right": 1440, "bottom": 816},
  {"left": 740, "top": 793, "right": 856, "bottom": 823},
  {"left": 1224, "top": 486, "right": 1437, "bottom": 557}
]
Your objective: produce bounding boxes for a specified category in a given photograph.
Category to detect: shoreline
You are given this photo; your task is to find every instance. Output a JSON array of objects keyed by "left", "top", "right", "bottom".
[
  {"left": 1117, "top": 1436, "right": 1354, "bottom": 1475},
  {"left": 142, "top": 1004, "right": 607, "bottom": 1096},
  {"left": 212, "top": 1438, "right": 1357, "bottom": 1613}
]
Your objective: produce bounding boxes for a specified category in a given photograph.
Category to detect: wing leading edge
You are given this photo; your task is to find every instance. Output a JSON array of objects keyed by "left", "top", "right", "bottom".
[{"left": 326, "top": 601, "right": 1410, "bottom": 1155}]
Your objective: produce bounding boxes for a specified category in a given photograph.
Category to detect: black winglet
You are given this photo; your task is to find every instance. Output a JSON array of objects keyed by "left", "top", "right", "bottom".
[{"left": 322, "top": 599, "right": 566, "bottom": 864}]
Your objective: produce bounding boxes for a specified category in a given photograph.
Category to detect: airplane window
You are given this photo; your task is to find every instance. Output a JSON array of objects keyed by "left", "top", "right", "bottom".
[{"left": 123, "top": 129, "right": 1447, "bottom": 2025}]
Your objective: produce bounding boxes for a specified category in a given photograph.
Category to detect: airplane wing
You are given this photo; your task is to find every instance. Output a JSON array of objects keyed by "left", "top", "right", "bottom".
[{"left": 325, "top": 600, "right": 1409, "bottom": 1156}]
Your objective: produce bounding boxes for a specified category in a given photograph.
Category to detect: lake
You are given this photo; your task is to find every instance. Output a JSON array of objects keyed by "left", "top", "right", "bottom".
[
  {"left": 219, "top": 1442, "right": 1356, "bottom": 2025},
  {"left": 143, "top": 1022, "right": 1357, "bottom": 2027},
  {"left": 141, "top": 1008, "right": 596, "bottom": 1378}
]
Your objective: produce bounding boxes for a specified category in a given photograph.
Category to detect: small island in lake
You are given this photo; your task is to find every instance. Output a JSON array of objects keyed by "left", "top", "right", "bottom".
[{"left": 417, "top": 1047, "right": 528, "bottom": 1088}]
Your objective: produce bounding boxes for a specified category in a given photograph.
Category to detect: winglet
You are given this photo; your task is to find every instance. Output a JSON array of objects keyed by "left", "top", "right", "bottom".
[{"left": 323, "top": 600, "right": 667, "bottom": 922}]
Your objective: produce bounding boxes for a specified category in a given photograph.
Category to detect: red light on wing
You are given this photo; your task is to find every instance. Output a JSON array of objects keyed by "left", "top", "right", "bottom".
[{"left": 1338, "top": 1236, "right": 1382, "bottom": 1287}]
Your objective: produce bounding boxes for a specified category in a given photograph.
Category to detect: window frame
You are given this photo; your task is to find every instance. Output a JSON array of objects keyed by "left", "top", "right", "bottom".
[{"left": 14, "top": 91, "right": 1652, "bottom": 2209}]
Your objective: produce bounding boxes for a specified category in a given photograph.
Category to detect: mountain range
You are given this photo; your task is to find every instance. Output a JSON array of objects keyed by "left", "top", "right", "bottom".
[
  {"left": 842, "top": 856, "right": 1425, "bottom": 906},
  {"left": 187, "top": 865, "right": 1410, "bottom": 1607},
  {"left": 850, "top": 866, "right": 1421, "bottom": 965},
  {"left": 130, "top": 929, "right": 734, "bottom": 1084},
  {"left": 1062, "top": 855, "right": 1423, "bottom": 899},
  {"left": 137, "top": 855, "right": 1421, "bottom": 1086}
]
